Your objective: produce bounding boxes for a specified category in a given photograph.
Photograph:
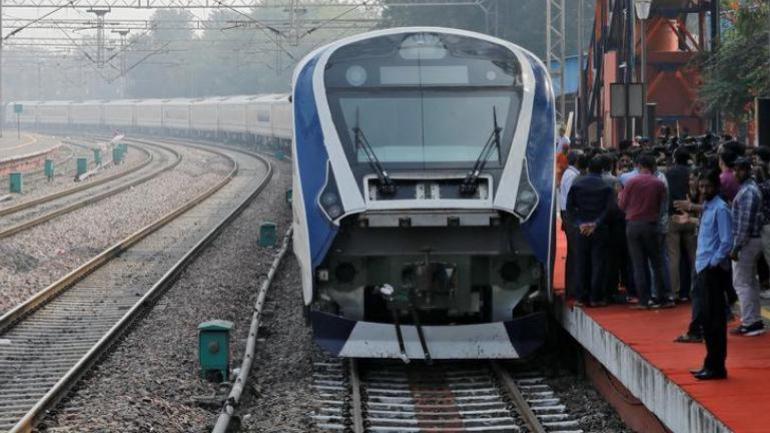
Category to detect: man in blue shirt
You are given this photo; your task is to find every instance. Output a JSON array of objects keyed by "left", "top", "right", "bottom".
[{"left": 692, "top": 169, "right": 733, "bottom": 380}]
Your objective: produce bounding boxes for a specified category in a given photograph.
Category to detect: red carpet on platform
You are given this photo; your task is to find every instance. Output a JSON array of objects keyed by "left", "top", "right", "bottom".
[{"left": 553, "top": 227, "right": 770, "bottom": 433}]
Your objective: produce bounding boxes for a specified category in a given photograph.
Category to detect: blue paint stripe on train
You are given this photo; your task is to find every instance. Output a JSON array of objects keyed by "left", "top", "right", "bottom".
[
  {"left": 519, "top": 52, "right": 556, "bottom": 265},
  {"left": 294, "top": 55, "right": 339, "bottom": 268}
]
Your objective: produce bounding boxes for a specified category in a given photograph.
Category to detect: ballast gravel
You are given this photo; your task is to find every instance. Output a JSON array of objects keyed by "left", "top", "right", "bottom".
[
  {"left": 0, "top": 139, "right": 145, "bottom": 201},
  {"left": 0, "top": 135, "right": 147, "bottom": 199},
  {"left": 534, "top": 354, "right": 633, "bottom": 433},
  {"left": 39, "top": 154, "right": 293, "bottom": 433},
  {"left": 0, "top": 141, "right": 231, "bottom": 315}
]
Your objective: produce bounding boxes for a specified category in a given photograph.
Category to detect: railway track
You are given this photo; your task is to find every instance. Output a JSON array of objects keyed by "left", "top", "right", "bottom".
[
  {"left": 0, "top": 141, "right": 172, "bottom": 239},
  {"left": 0, "top": 138, "right": 273, "bottom": 433},
  {"left": 311, "top": 360, "right": 584, "bottom": 433}
]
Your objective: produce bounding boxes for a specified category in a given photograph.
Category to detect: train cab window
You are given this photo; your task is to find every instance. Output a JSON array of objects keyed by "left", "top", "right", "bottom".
[{"left": 324, "top": 32, "right": 523, "bottom": 169}]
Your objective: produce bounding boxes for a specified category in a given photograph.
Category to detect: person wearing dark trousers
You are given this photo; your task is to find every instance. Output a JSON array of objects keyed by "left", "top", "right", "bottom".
[
  {"left": 666, "top": 148, "right": 696, "bottom": 301},
  {"left": 559, "top": 150, "right": 582, "bottom": 298},
  {"left": 619, "top": 154, "right": 668, "bottom": 309},
  {"left": 601, "top": 154, "right": 628, "bottom": 302},
  {"left": 691, "top": 169, "right": 733, "bottom": 380},
  {"left": 566, "top": 156, "right": 613, "bottom": 306}
]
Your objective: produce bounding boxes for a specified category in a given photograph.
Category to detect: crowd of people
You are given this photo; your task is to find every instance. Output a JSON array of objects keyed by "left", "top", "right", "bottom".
[{"left": 556, "top": 127, "right": 770, "bottom": 381}]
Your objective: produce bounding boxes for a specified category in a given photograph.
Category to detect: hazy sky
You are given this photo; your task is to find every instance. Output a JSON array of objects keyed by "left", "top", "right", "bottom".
[{"left": 3, "top": 5, "right": 214, "bottom": 43}]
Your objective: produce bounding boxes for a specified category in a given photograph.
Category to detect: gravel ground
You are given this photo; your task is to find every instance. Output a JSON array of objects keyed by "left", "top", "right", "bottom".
[
  {"left": 531, "top": 354, "right": 633, "bottom": 433},
  {"left": 0, "top": 142, "right": 231, "bottom": 315},
  {"left": 238, "top": 257, "right": 314, "bottom": 433},
  {"left": 39, "top": 155, "right": 294, "bottom": 433},
  {"left": 0, "top": 141, "right": 147, "bottom": 208}
]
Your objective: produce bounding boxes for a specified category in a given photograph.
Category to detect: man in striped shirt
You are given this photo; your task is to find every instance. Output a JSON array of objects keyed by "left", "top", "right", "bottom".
[{"left": 730, "top": 157, "right": 765, "bottom": 336}]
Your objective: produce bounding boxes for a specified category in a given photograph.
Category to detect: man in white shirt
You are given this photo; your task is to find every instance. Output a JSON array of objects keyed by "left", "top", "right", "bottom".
[{"left": 556, "top": 127, "right": 570, "bottom": 152}]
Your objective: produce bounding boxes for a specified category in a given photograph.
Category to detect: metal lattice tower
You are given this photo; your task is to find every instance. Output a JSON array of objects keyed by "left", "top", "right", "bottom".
[
  {"left": 111, "top": 29, "right": 129, "bottom": 95},
  {"left": 546, "top": 0, "right": 566, "bottom": 123},
  {"left": 88, "top": 8, "right": 110, "bottom": 68}
]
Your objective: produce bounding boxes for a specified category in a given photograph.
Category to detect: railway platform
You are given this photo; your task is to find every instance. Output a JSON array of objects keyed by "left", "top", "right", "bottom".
[
  {"left": 553, "top": 228, "right": 770, "bottom": 433},
  {"left": 0, "top": 134, "right": 62, "bottom": 176}
]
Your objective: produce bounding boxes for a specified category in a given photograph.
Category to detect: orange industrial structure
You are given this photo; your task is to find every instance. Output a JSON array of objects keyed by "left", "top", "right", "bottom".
[{"left": 579, "top": 0, "right": 718, "bottom": 147}]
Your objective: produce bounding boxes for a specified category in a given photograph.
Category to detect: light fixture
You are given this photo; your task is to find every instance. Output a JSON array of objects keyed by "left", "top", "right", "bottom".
[{"left": 634, "top": 0, "right": 652, "bottom": 20}]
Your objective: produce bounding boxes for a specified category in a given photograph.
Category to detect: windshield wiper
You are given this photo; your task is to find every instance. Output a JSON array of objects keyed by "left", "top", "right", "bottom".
[
  {"left": 460, "top": 106, "right": 502, "bottom": 195},
  {"left": 353, "top": 107, "right": 397, "bottom": 195}
]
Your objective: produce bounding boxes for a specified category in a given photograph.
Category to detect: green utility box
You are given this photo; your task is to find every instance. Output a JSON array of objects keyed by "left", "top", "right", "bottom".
[
  {"left": 259, "top": 222, "right": 277, "bottom": 247},
  {"left": 112, "top": 147, "right": 122, "bottom": 165},
  {"left": 9, "top": 173, "right": 22, "bottom": 193},
  {"left": 76, "top": 158, "right": 88, "bottom": 177},
  {"left": 44, "top": 159, "right": 54, "bottom": 181},
  {"left": 274, "top": 150, "right": 285, "bottom": 161},
  {"left": 285, "top": 189, "right": 292, "bottom": 205},
  {"left": 93, "top": 149, "right": 102, "bottom": 166},
  {"left": 198, "top": 320, "right": 233, "bottom": 381}
]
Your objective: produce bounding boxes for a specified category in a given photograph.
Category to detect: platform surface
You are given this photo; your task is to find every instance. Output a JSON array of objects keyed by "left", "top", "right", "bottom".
[
  {"left": 554, "top": 227, "right": 770, "bottom": 433},
  {"left": 0, "top": 133, "right": 59, "bottom": 162}
]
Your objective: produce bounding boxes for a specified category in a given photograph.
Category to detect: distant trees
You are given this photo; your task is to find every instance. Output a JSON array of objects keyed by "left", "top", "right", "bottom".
[
  {"left": 381, "top": 0, "right": 593, "bottom": 59},
  {"left": 698, "top": 1, "right": 770, "bottom": 122}
]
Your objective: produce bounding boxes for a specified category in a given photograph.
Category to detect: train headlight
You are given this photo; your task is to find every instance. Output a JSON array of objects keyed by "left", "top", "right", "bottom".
[
  {"left": 513, "top": 161, "right": 539, "bottom": 221},
  {"left": 318, "top": 163, "right": 345, "bottom": 222}
]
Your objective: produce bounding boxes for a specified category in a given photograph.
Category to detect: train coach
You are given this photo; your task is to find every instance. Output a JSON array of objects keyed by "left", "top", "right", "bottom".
[
  {"left": 291, "top": 27, "right": 556, "bottom": 360},
  {"left": 5, "top": 96, "right": 292, "bottom": 146}
]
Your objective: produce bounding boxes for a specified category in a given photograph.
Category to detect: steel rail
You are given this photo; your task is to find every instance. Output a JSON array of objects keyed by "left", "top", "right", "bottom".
[
  {"left": 211, "top": 227, "right": 292, "bottom": 433},
  {"left": 0, "top": 139, "right": 229, "bottom": 334},
  {"left": 349, "top": 359, "right": 366, "bottom": 433},
  {"left": 490, "top": 361, "right": 548, "bottom": 433},
  {"left": 4, "top": 140, "right": 273, "bottom": 433},
  {"left": 0, "top": 141, "right": 179, "bottom": 239},
  {"left": 0, "top": 140, "right": 153, "bottom": 217}
]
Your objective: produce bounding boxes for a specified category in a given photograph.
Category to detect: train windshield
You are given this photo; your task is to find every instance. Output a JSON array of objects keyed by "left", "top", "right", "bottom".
[{"left": 325, "top": 32, "right": 523, "bottom": 167}]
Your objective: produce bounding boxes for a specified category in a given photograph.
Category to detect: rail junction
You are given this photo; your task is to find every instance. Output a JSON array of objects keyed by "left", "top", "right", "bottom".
[{"left": 0, "top": 137, "right": 272, "bottom": 432}]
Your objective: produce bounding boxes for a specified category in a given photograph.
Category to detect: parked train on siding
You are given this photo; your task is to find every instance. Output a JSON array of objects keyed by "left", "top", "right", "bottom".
[
  {"left": 5, "top": 95, "right": 292, "bottom": 144},
  {"left": 292, "top": 27, "right": 556, "bottom": 361}
]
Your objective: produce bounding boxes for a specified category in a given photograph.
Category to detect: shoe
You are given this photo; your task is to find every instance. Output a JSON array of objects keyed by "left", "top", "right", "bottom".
[
  {"left": 689, "top": 368, "right": 704, "bottom": 375},
  {"left": 745, "top": 321, "right": 765, "bottom": 336},
  {"left": 590, "top": 300, "right": 608, "bottom": 308},
  {"left": 675, "top": 334, "right": 703, "bottom": 343},
  {"left": 761, "top": 289, "right": 770, "bottom": 300},
  {"left": 629, "top": 304, "right": 649, "bottom": 310},
  {"left": 678, "top": 296, "right": 691, "bottom": 303},
  {"left": 731, "top": 321, "right": 766, "bottom": 336},
  {"left": 573, "top": 301, "right": 585, "bottom": 307},
  {"left": 660, "top": 301, "right": 676, "bottom": 309},
  {"left": 647, "top": 300, "right": 661, "bottom": 309},
  {"left": 694, "top": 369, "right": 727, "bottom": 380}
]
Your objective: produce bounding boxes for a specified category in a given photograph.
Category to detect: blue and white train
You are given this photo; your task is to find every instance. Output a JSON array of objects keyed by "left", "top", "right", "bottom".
[{"left": 291, "top": 27, "right": 556, "bottom": 360}]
